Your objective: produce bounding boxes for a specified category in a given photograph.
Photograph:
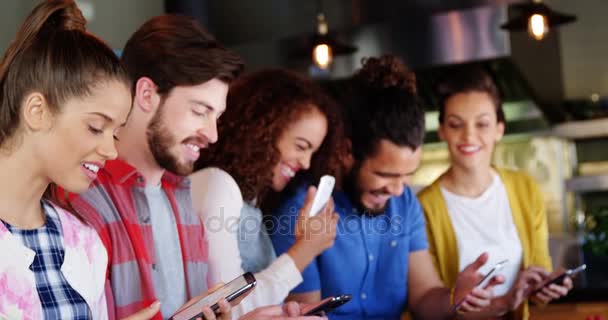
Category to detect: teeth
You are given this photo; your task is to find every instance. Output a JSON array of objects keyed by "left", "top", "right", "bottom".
[
  {"left": 83, "top": 163, "right": 99, "bottom": 173},
  {"left": 281, "top": 166, "right": 295, "bottom": 178},
  {"left": 461, "top": 145, "right": 480, "bottom": 152},
  {"left": 186, "top": 144, "right": 200, "bottom": 153}
]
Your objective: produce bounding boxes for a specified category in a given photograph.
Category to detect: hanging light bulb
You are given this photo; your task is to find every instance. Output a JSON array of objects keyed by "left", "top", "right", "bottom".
[
  {"left": 501, "top": 0, "right": 576, "bottom": 41},
  {"left": 312, "top": 13, "right": 333, "bottom": 69},
  {"left": 313, "top": 43, "right": 332, "bottom": 69},
  {"left": 528, "top": 13, "right": 548, "bottom": 40}
]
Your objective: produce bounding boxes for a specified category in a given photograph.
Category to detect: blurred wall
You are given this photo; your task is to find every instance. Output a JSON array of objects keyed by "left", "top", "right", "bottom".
[{"left": 0, "top": 0, "right": 164, "bottom": 53}]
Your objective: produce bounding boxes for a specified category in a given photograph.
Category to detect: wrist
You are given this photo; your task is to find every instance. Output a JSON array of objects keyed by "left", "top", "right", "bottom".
[{"left": 287, "top": 240, "right": 316, "bottom": 272}]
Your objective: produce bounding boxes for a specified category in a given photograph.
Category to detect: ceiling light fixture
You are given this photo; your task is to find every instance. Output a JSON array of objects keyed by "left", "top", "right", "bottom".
[
  {"left": 286, "top": 0, "right": 357, "bottom": 70},
  {"left": 501, "top": 0, "right": 576, "bottom": 41}
]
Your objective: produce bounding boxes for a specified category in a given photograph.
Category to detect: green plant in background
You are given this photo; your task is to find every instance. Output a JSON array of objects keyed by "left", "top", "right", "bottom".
[{"left": 583, "top": 207, "right": 608, "bottom": 256}]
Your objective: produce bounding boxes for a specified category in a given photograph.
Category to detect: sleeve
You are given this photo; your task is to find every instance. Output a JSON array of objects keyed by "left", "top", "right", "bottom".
[
  {"left": 526, "top": 175, "right": 552, "bottom": 271},
  {"left": 404, "top": 188, "right": 429, "bottom": 253},
  {"left": 67, "top": 186, "right": 116, "bottom": 319},
  {"left": 269, "top": 187, "right": 321, "bottom": 294},
  {"left": 190, "top": 169, "right": 303, "bottom": 319},
  {"left": 190, "top": 168, "right": 246, "bottom": 286}
]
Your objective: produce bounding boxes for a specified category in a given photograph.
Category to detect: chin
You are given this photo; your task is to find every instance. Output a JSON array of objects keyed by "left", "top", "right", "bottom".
[{"left": 360, "top": 199, "right": 387, "bottom": 215}]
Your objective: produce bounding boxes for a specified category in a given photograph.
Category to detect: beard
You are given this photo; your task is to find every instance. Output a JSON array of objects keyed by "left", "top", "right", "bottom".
[
  {"left": 146, "top": 103, "right": 194, "bottom": 176},
  {"left": 344, "top": 162, "right": 387, "bottom": 215}
]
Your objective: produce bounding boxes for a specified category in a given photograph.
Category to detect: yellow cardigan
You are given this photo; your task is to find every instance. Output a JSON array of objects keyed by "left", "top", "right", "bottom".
[{"left": 417, "top": 168, "right": 552, "bottom": 320}]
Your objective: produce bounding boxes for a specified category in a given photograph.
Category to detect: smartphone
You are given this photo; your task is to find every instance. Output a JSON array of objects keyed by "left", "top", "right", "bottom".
[
  {"left": 309, "top": 175, "right": 335, "bottom": 216},
  {"left": 170, "top": 272, "right": 257, "bottom": 320},
  {"left": 452, "top": 259, "right": 508, "bottom": 311},
  {"left": 302, "top": 294, "right": 352, "bottom": 316},
  {"left": 531, "top": 264, "right": 586, "bottom": 296}
]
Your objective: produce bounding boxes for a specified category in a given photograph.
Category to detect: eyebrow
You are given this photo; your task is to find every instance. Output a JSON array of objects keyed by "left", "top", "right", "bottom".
[
  {"left": 373, "top": 169, "right": 416, "bottom": 178},
  {"left": 295, "top": 137, "right": 313, "bottom": 149},
  {"left": 446, "top": 112, "right": 492, "bottom": 120},
  {"left": 89, "top": 112, "right": 127, "bottom": 127},
  {"left": 190, "top": 99, "right": 215, "bottom": 111}
]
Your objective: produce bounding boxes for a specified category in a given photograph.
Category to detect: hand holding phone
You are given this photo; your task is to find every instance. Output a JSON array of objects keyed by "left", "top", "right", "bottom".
[
  {"left": 309, "top": 175, "right": 335, "bottom": 216},
  {"left": 171, "top": 273, "right": 257, "bottom": 320},
  {"left": 452, "top": 259, "right": 508, "bottom": 312},
  {"left": 301, "top": 294, "right": 352, "bottom": 316},
  {"left": 531, "top": 264, "right": 585, "bottom": 296}
]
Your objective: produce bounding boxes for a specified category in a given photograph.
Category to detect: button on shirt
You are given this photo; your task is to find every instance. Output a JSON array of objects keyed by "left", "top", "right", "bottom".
[
  {"left": 270, "top": 186, "right": 428, "bottom": 320},
  {"left": 145, "top": 185, "right": 188, "bottom": 318}
]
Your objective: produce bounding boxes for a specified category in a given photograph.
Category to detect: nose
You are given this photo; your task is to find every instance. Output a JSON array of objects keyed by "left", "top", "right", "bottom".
[
  {"left": 199, "top": 118, "right": 218, "bottom": 144},
  {"left": 98, "top": 134, "right": 118, "bottom": 160},
  {"left": 386, "top": 179, "right": 405, "bottom": 196},
  {"left": 464, "top": 123, "right": 476, "bottom": 139},
  {"left": 299, "top": 152, "right": 313, "bottom": 170}
]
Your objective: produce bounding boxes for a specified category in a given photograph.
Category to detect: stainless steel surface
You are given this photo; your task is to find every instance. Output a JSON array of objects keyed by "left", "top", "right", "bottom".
[{"left": 565, "top": 174, "right": 608, "bottom": 192}]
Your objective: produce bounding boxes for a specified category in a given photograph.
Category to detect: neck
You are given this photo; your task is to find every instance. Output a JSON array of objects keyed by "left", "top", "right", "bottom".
[
  {"left": 441, "top": 164, "right": 495, "bottom": 198},
  {"left": 116, "top": 113, "right": 165, "bottom": 186},
  {"left": 0, "top": 146, "right": 48, "bottom": 229}
]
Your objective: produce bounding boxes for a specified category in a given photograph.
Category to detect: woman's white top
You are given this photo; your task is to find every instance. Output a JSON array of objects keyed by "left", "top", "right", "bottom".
[{"left": 440, "top": 173, "right": 523, "bottom": 296}]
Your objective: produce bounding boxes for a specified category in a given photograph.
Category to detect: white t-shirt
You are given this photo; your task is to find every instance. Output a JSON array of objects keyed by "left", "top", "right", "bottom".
[{"left": 440, "top": 174, "right": 523, "bottom": 296}]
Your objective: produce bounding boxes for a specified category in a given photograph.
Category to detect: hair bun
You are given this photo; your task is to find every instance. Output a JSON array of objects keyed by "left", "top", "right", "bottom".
[
  {"left": 355, "top": 55, "right": 416, "bottom": 94},
  {"left": 44, "top": 0, "right": 86, "bottom": 32}
]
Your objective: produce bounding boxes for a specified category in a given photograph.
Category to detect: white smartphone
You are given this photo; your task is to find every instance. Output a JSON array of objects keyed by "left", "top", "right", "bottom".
[
  {"left": 171, "top": 273, "right": 256, "bottom": 320},
  {"left": 308, "top": 175, "right": 335, "bottom": 216},
  {"left": 452, "top": 259, "right": 508, "bottom": 311},
  {"left": 476, "top": 259, "right": 508, "bottom": 289}
]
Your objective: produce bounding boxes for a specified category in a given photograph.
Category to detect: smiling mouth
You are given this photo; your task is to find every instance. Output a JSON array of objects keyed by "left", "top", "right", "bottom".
[
  {"left": 458, "top": 145, "right": 481, "bottom": 154},
  {"left": 82, "top": 163, "right": 100, "bottom": 174}
]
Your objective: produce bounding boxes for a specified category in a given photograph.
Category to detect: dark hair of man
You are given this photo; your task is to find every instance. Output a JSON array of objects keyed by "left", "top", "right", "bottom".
[
  {"left": 120, "top": 14, "right": 243, "bottom": 96},
  {"left": 340, "top": 54, "right": 425, "bottom": 162},
  {"left": 436, "top": 66, "right": 505, "bottom": 124}
]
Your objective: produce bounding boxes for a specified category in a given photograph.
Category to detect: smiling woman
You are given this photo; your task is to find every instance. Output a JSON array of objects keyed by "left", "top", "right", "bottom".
[
  {"left": 190, "top": 68, "right": 345, "bottom": 317},
  {"left": 0, "top": 0, "right": 131, "bottom": 319}
]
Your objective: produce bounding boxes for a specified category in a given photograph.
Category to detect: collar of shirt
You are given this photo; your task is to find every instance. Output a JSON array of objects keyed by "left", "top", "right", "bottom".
[{"left": 104, "top": 159, "right": 190, "bottom": 189}]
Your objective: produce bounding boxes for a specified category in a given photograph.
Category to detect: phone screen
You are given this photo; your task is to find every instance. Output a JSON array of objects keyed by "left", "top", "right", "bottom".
[
  {"left": 171, "top": 273, "right": 256, "bottom": 320},
  {"left": 302, "top": 294, "right": 352, "bottom": 316},
  {"left": 531, "top": 263, "right": 586, "bottom": 296}
]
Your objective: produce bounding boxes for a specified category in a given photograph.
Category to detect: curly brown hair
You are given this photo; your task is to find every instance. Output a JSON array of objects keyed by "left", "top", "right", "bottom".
[{"left": 195, "top": 68, "right": 346, "bottom": 203}]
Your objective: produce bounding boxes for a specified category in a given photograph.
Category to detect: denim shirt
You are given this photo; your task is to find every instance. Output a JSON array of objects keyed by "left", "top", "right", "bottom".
[{"left": 237, "top": 202, "right": 277, "bottom": 273}]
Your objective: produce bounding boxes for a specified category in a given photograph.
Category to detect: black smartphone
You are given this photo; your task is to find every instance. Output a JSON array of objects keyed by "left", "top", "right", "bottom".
[
  {"left": 531, "top": 264, "right": 586, "bottom": 296},
  {"left": 302, "top": 294, "right": 352, "bottom": 316},
  {"left": 171, "top": 272, "right": 257, "bottom": 320}
]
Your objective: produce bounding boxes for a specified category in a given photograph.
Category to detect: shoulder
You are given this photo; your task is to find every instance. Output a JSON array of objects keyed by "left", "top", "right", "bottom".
[
  {"left": 496, "top": 167, "right": 540, "bottom": 194},
  {"left": 392, "top": 187, "right": 423, "bottom": 216},
  {"left": 417, "top": 178, "right": 443, "bottom": 206},
  {"left": 53, "top": 205, "right": 106, "bottom": 260},
  {"left": 190, "top": 167, "right": 242, "bottom": 198}
]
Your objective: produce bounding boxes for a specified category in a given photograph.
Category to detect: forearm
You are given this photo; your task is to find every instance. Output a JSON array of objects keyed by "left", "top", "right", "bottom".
[
  {"left": 286, "top": 240, "right": 317, "bottom": 272},
  {"left": 410, "top": 287, "right": 454, "bottom": 320}
]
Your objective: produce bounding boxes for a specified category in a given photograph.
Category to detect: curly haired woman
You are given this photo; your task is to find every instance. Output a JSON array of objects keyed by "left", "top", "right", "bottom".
[{"left": 190, "top": 68, "right": 345, "bottom": 318}]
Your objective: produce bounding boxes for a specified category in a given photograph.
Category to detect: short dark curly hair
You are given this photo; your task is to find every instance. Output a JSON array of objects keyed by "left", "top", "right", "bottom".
[
  {"left": 195, "top": 68, "right": 345, "bottom": 203},
  {"left": 338, "top": 55, "right": 425, "bottom": 161}
]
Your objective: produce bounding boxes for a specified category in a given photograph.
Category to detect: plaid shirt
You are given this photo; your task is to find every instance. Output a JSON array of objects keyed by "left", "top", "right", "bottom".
[
  {"left": 68, "top": 159, "right": 210, "bottom": 320},
  {"left": 0, "top": 202, "right": 108, "bottom": 320},
  {"left": 4, "top": 202, "right": 91, "bottom": 320}
]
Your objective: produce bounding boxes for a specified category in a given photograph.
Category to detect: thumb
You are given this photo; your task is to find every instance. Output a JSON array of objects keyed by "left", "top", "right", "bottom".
[
  {"left": 466, "top": 252, "right": 489, "bottom": 272},
  {"left": 121, "top": 301, "right": 161, "bottom": 320},
  {"left": 483, "top": 274, "right": 505, "bottom": 290}
]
